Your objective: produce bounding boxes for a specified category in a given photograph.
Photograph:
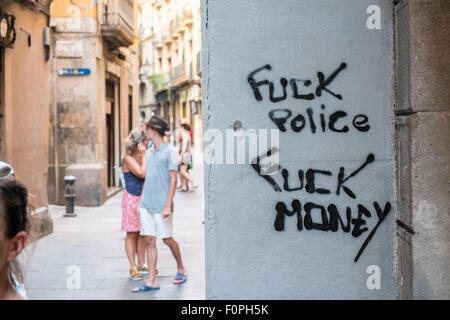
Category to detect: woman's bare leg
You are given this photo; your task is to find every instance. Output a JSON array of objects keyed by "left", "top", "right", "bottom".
[
  {"left": 180, "top": 164, "right": 196, "bottom": 187},
  {"left": 125, "top": 232, "right": 139, "bottom": 269},
  {"left": 136, "top": 235, "right": 146, "bottom": 267}
]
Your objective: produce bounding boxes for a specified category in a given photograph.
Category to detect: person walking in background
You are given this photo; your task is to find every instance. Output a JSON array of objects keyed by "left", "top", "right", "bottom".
[
  {"left": 122, "top": 129, "right": 148, "bottom": 280},
  {"left": 0, "top": 179, "right": 29, "bottom": 300},
  {"left": 132, "top": 115, "right": 187, "bottom": 292},
  {"left": 175, "top": 122, "right": 186, "bottom": 191},
  {"left": 178, "top": 123, "right": 197, "bottom": 192}
]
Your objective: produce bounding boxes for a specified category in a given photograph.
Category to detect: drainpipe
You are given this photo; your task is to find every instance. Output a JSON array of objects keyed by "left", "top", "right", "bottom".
[
  {"left": 47, "top": 1, "right": 59, "bottom": 204},
  {"left": 52, "top": 42, "right": 59, "bottom": 203}
]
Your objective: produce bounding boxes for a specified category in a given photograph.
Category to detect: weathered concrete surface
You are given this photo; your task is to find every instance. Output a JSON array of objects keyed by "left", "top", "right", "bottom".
[
  {"left": 409, "top": 0, "right": 450, "bottom": 113},
  {"left": 393, "top": 115, "right": 413, "bottom": 299},
  {"left": 28, "top": 208, "right": 53, "bottom": 243},
  {"left": 410, "top": 112, "right": 450, "bottom": 299},
  {"left": 394, "top": 0, "right": 450, "bottom": 300},
  {"left": 202, "top": 0, "right": 396, "bottom": 299}
]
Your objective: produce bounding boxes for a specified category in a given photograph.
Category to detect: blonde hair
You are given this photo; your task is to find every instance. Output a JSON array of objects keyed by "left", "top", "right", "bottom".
[{"left": 124, "top": 128, "right": 145, "bottom": 155}]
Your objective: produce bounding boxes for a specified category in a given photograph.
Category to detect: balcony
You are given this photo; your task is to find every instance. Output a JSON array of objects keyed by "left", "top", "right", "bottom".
[
  {"left": 182, "top": 5, "right": 193, "bottom": 27},
  {"left": 161, "top": 26, "right": 171, "bottom": 44},
  {"left": 170, "top": 19, "right": 179, "bottom": 40},
  {"left": 139, "top": 63, "right": 151, "bottom": 78},
  {"left": 140, "top": 25, "right": 153, "bottom": 40},
  {"left": 152, "top": 71, "right": 172, "bottom": 92},
  {"left": 101, "top": 0, "right": 135, "bottom": 48},
  {"left": 152, "top": 29, "right": 163, "bottom": 48},
  {"left": 172, "top": 62, "right": 187, "bottom": 85},
  {"left": 14, "top": 0, "right": 52, "bottom": 13}
]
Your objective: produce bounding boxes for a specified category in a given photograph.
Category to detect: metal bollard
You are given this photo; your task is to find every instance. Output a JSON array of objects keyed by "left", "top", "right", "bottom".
[{"left": 63, "top": 175, "right": 77, "bottom": 217}]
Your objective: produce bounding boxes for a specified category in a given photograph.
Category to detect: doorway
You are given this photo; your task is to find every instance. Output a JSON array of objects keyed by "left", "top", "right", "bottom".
[
  {"left": 105, "top": 79, "right": 118, "bottom": 188},
  {"left": 128, "top": 93, "right": 133, "bottom": 133}
]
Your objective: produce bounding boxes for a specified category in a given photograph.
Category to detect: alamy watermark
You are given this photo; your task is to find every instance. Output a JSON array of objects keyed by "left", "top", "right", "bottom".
[
  {"left": 66, "top": 265, "right": 81, "bottom": 290},
  {"left": 366, "top": 265, "right": 381, "bottom": 290},
  {"left": 367, "top": 5, "right": 382, "bottom": 30},
  {"left": 202, "top": 128, "right": 280, "bottom": 175}
]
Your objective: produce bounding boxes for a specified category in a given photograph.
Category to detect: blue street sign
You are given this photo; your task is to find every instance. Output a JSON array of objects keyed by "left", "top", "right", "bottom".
[{"left": 58, "top": 68, "right": 91, "bottom": 76}]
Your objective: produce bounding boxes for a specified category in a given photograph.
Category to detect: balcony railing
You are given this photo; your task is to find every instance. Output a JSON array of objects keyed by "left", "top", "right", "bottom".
[
  {"left": 139, "top": 63, "right": 151, "bottom": 77},
  {"left": 101, "top": 0, "right": 135, "bottom": 48},
  {"left": 152, "top": 60, "right": 196, "bottom": 92},
  {"left": 172, "top": 62, "right": 186, "bottom": 84},
  {"left": 152, "top": 71, "right": 173, "bottom": 92},
  {"left": 162, "top": 71, "right": 172, "bottom": 88}
]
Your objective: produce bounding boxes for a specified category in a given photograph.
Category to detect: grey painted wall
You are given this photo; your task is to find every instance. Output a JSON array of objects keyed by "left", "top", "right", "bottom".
[{"left": 202, "top": 0, "right": 397, "bottom": 299}]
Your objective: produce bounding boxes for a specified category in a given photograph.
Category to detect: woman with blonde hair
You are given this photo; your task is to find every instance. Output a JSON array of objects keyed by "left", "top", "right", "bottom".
[{"left": 122, "top": 128, "right": 147, "bottom": 280}]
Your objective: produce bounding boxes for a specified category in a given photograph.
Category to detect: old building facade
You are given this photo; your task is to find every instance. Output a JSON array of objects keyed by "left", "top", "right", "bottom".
[
  {"left": 48, "top": 0, "right": 140, "bottom": 206},
  {"left": 0, "top": 0, "right": 53, "bottom": 239},
  {"left": 138, "top": 0, "right": 202, "bottom": 148}
]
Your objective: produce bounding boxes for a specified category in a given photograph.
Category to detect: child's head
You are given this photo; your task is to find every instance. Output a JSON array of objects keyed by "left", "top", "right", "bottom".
[
  {"left": 181, "top": 123, "right": 191, "bottom": 132},
  {"left": 0, "top": 179, "right": 29, "bottom": 286}
]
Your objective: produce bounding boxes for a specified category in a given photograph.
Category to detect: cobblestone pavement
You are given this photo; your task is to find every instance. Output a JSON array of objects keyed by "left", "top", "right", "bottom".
[{"left": 21, "top": 157, "right": 205, "bottom": 300}]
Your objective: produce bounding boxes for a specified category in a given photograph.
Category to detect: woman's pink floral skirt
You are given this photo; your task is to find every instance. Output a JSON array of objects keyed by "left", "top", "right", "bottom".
[{"left": 122, "top": 190, "right": 141, "bottom": 232}]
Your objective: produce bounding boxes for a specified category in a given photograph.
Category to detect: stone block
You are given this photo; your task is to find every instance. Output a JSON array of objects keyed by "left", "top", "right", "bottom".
[
  {"left": 28, "top": 207, "right": 53, "bottom": 242},
  {"left": 65, "top": 163, "right": 107, "bottom": 206},
  {"left": 409, "top": 0, "right": 450, "bottom": 113},
  {"left": 409, "top": 111, "right": 450, "bottom": 299}
]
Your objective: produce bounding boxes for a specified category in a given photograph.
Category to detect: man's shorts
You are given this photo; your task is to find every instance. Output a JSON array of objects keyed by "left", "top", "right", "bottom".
[{"left": 139, "top": 207, "right": 173, "bottom": 239}]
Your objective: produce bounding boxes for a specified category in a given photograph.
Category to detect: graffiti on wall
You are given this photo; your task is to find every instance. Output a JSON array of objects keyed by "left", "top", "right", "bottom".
[{"left": 247, "top": 62, "right": 391, "bottom": 262}]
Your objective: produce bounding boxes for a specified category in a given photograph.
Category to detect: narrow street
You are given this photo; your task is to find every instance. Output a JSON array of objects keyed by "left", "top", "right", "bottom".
[{"left": 20, "top": 157, "right": 205, "bottom": 300}]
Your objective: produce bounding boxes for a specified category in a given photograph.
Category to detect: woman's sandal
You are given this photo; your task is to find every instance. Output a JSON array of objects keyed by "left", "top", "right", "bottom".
[
  {"left": 132, "top": 282, "right": 160, "bottom": 293},
  {"left": 173, "top": 272, "right": 187, "bottom": 285},
  {"left": 137, "top": 265, "right": 159, "bottom": 276},
  {"left": 137, "top": 264, "right": 148, "bottom": 275},
  {"left": 129, "top": 268, "right": 143, "bottom": 281}
]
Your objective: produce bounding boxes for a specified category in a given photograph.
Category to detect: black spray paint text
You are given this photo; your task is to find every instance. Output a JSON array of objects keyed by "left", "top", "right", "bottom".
[
  {"left": 247, "top": 62, "right": 371, "bottom": 135},
  {"left": 274, "top": 199, "right": 391, "bottom": 263},
  {"left": 252, "top": 152, "right": 375, "bottom": 199},
  {"left": 251, "top": 150, "right": 390, "bottom": 262},
  {"left": 269, "top": 107, "right": 370, "bottom": 134},
  {"left": 248, "top": 63, "right": 347, "bottom": 102},
  {"left": 247, "top": 62, "right": 388, "bottom": 262}
]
